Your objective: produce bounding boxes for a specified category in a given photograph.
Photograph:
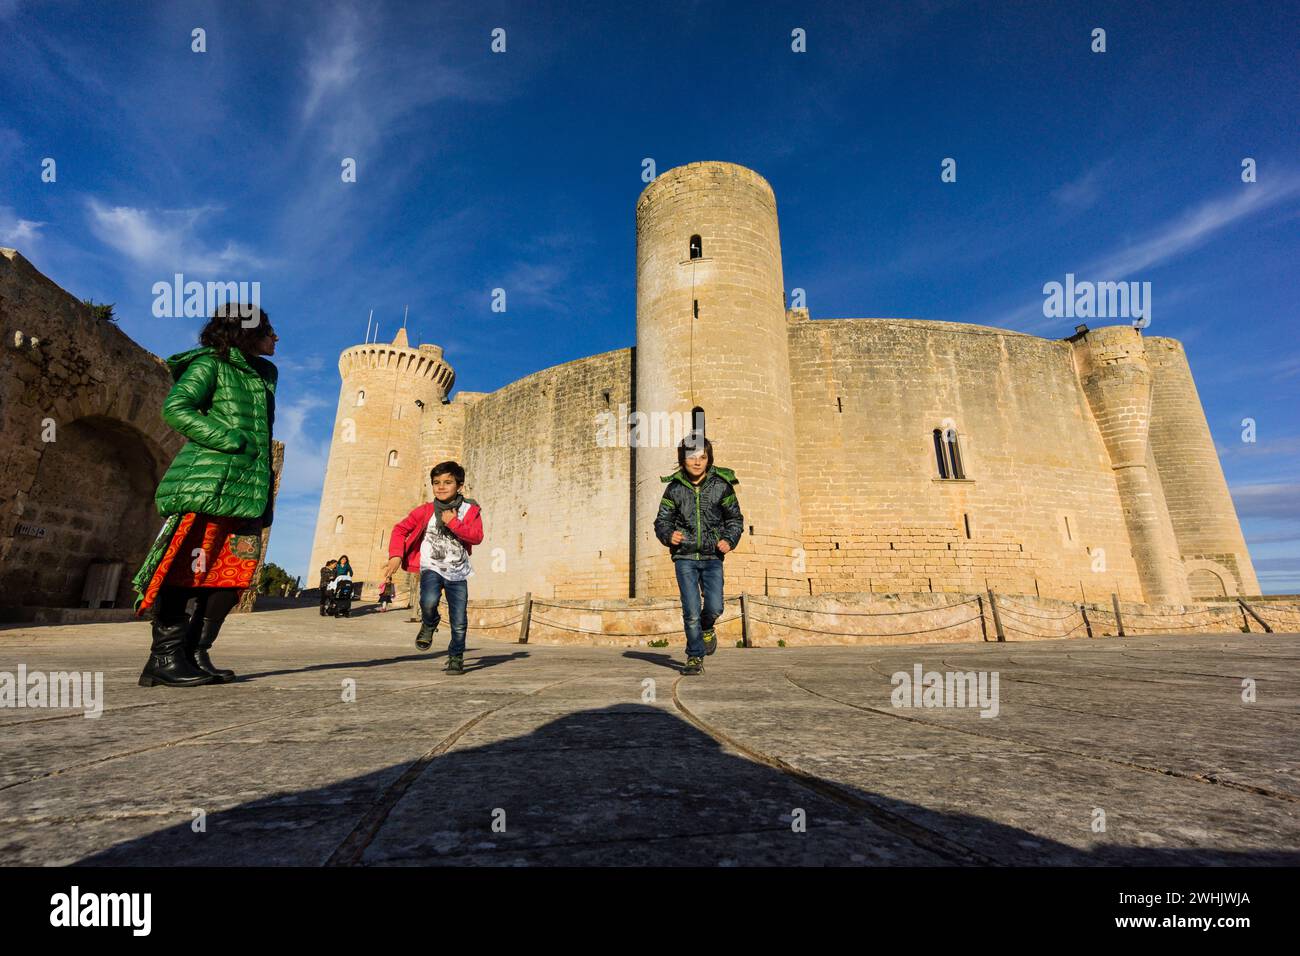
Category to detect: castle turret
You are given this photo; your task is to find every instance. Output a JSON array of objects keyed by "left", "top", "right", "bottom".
[
  {"left": 634, "top": 162, "right": 803, "bottom": 597},
  {"left": 308, "top": 329, "right": 453, "bottom": 587},
  {"left": 1072, "top": 326, "right": 1190, "bottom": 604},
  {"left": 1146, "top": 337, "right": 1261, "bottom": 597}
]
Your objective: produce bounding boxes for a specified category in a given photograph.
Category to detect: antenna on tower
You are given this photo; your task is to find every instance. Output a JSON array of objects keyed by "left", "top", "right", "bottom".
[
  {"left": 402, "top": 305, "right": 409, "bottom": 329},
  {"left": 365, "top": 309, "right": 373, "bottom": 344}
]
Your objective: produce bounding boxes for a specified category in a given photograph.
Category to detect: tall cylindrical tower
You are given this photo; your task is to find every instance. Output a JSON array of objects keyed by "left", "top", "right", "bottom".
[
  {"left": 1145, "top": 337, "right": 1261, "bottom": 596},
  {"left": 1072, "top": 325, "right": 1190, "bottom": 604},
  {"left": 634, "top": 162, "right": 803, "bottom": 597},
  {"left": 308, "top": 329, "right": 454, "bottom": 588}
]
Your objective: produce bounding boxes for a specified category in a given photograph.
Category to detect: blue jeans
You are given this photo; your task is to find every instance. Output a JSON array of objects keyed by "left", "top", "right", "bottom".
[
  {"left": 674, "top": 558, "right": 723, "bottom": 658},
  {"left": 420, "top": 570, "right": 468, "bottom": 656}
]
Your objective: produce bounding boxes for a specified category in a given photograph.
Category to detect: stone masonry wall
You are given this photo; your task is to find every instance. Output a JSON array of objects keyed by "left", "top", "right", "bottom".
[
  {"left": 787, "top": 317, "right": 1147, "bottom": 603},
  {"left": 460, "top": 349, "right": 633, "bottom": 600}
]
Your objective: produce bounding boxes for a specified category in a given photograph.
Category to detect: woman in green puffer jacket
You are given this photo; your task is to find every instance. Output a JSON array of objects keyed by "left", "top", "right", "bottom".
[{"left": 132, "top": 303, "right": 278, "bottom": 688}]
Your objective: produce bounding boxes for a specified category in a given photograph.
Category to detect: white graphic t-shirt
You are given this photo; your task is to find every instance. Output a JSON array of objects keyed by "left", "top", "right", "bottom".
[{"left": 420, "top": 501, "right": 474, "bottom": 581}]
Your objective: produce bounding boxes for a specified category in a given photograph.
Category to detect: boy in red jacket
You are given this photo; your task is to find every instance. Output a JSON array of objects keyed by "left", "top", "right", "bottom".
[{"left": 382, "top": 461, "right": 484, "bottom": 674}]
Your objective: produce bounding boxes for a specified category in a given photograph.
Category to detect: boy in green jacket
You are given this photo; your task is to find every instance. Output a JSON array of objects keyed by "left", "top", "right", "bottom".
[{"left": 654, "top": 436, "right": 744, "bottom": 676}]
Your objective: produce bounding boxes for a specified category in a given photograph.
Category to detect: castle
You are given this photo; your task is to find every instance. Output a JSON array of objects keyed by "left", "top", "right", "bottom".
[{"left": 308, "top": 162, "right": 1259, "bottom": 606}]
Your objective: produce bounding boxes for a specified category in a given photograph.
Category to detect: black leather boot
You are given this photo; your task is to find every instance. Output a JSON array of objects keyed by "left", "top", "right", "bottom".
[
  {"left": 140, "top": 618, "right": 215, "bottom": 688},
  {"left": 186, "top": 616, "right": 236, "bottom": 683}
]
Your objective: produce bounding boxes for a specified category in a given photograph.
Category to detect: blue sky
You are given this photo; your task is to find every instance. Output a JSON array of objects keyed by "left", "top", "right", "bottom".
[{"left": 2, "top": 0, "right": 1297, "bottom": 590}]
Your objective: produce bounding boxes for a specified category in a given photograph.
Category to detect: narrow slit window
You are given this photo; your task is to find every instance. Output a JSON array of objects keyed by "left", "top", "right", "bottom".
[
  {"left": 947, "top": 429, "right": 965, "bottom": 479},
  {"left": 689, "top": 234, "right": 702, "bottom": 259},
  {"left": 356, "top": 389, "right": 366, "bottom": 406},
  {"left": 933, "top": 429, "right": 950, "bottom": 479},
  {"left": 334, "top": 515, "right": 344, "bottom": 534},
  {"left": 387, "top": 450, "right": 399, "bottom": 467}
]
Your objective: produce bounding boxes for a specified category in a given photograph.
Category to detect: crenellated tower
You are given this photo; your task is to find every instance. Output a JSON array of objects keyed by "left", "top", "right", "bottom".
[{"left": 308, "top": 328, "right": 454, "bottom": 587}]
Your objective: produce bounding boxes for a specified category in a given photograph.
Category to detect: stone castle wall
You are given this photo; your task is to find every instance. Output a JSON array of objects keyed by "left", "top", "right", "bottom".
[
  {"left": 0, "top": 249, "right": 184, "bottom": 612},
  {"left": 787, "top": 317, "right": 1145, "bottom": 603},
  {"left": 457, "top": 349, "right": 633, "bottom": 600},
  {"left": 308, "top": 162, "right": 1261, "bottom": 607}
]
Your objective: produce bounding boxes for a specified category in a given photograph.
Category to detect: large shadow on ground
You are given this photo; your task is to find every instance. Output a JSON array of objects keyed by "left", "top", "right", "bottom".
[{"left": 75, "top": 704, "right": 1300, "bottom": 867}]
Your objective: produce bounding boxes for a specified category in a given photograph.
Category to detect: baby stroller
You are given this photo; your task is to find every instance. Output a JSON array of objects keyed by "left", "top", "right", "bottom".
[{"left": 325, "top": 575, "right": 354, "bottom": 617}]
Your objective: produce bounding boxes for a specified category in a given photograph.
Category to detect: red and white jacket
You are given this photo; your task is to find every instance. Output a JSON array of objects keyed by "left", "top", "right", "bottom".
[{"left": 388, "top": 498, "right": 484, "bottom": 574}]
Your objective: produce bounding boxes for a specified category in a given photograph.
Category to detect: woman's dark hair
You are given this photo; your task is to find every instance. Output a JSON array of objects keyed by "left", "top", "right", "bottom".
[
  {"left": 677, "top": 436, "right": 713, "bottom": 471},
  {"left": 431, "top": 460, "right": 466, "bottom": 486},
  {"left": 338, "top": 555, "right": 350, "bottom": 564},
  {"left": 199, "top": 302, "right": 273, "bottom": 359}
]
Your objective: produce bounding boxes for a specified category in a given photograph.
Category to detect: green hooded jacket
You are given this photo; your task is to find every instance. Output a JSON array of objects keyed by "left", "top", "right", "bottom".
[
  {"left": 654, "top": 465, "right": 743, "bottom": 561},
  {"left": 153, "top": 345, "right": 277, "bottom": 522}
]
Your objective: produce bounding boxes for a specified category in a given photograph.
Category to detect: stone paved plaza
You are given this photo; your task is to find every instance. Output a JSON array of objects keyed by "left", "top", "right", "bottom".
[{"left": 2, "top": 604, "right": 1298, "bottom": 866}]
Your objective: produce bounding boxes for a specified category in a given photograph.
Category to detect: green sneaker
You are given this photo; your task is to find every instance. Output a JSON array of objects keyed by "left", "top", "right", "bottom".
[
  {"left": 444, "top": 654, "right": 465, "bottom": 674},
  {"left": 415, "top": 623, "right": 435, "bottom": 651},
  {"left": 702, "top": 629, "right": 718, "bottom": 656},
  {"left": 682, "top": 656, "right": 704, "bottom": 676}
]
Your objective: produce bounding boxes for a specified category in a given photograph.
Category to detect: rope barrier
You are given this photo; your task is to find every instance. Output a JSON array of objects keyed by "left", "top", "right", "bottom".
[
  {"left": 468, "top": 617, "right": 523, "bottom": 629},
  {"left": 1001, "top": 619, "right": 1088, "bottom": 639},
  {"left": 528, "top": 613, "right": 741, "bottom": 638},
  {"left": 996, "top": 602, "right": 1081, "bottom": 623},
  {"left": 746, "top": 612, "right": 985, "bottom": 639},
  {"left": 529, "top": 599, "right": 688, "bottom": 612},
  {"left": 1123, "top": 620, "right": 1239, "bottom": 633},
  {"left": 1128, "top": 608, "right": 1227, "bottom": 624},
  {"left": 746, "top": 595, "right": 981, "bottom": 616}
]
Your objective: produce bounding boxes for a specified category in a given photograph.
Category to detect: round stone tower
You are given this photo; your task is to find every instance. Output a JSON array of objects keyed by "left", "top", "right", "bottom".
[
  {"left": 308, "top": 328, "right": 454, "bottom": 588},
  {"left": 634, "top": 161, "right": 803, "bottom": 597},
  {"left": 1072, "top": 325, "right": 1190, "bottom": 604}
]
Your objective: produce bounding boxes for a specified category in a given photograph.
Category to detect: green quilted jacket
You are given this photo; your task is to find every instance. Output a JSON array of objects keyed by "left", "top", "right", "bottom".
[{"left": 153, "top": 346, "right": 277, "bottom": 522}]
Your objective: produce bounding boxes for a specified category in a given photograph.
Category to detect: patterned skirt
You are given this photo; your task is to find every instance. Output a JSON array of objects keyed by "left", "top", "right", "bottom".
[{"left": 133, "top": 513, "right": 263, "bottom": 615}]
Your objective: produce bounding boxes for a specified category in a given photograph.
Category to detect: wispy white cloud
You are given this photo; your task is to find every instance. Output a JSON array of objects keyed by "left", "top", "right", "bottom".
[
  {"left": 1052, "top": 160, "right": 1114, "bottom": 211},
  {"left": 1087, "top": 173, "right": 1300, "bottom": 280},
  {"left": 0, "top": 206, "right": 44, "bottom": 245},
  {"left": 500, "top": 261, "right": 574, "bottom": 314},
  {"left": 1232, "top": 482, "right": 1300, "bottom": 521},
  {"left": 989, "top": 174, "right": 1300, "bottom": 333},
  {"left": 85, "top": 200, "right": 265, "bottom": 274},
  {"left": 300, "top": 6, "right": 363, "bottom": 126}
]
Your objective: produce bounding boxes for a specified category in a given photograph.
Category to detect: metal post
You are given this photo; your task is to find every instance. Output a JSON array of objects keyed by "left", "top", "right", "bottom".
[
  {"left": 976, "top": 594, "right": 989, "bottom": 642},
  {"left": 1111, "top": 593, "right": 1125, "bottom": 637},
  {"left": 1080, "top": 604, "right": 1093, "bottom": 638},
  {"left": 987, "top": 588, "right": 1005, "bottom": 642},
  {"left": 518, "top": 592, "right": 532, "bottom": 643},
  {"left": 740, "top": 593, "right": 752, "bottom": 648},
  {"left": 1238, "top": 597, "right": 1272, "bottom": 634}
]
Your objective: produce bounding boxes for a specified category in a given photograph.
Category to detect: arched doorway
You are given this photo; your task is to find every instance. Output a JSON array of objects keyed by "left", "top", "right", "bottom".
[
  {"left": 1187, "top": 567, "right": 1227, "bottom": 598},
  {"left": 4, "top": 416, "right": 162, "bottom": 608}
]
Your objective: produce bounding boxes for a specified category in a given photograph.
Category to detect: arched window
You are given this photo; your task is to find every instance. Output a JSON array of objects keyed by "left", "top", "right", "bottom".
[
  {"left": 933, "top": 426, "right": 966, "bottom": 479},
  {"left": 334, "top": 515, "right": 344, "bottom": 534},
  {"left": 356, "top": 389, "right": 366, "bottom": 406},
  {"left": 689, "top": 235, "right": 702, "bottom": 260},
  {"left": 387, "top": 450, "right": 399, "bottom": 467}
]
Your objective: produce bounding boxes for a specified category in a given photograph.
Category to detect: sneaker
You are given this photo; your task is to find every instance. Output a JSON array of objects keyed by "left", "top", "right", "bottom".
[
  {"left": 702, "top": 629, "right": 718, "bottom": 656},
  {"left": 444, "top": 654, "right": 465, "bottom": 674},
  {"left": 682, "top": 656, "right": 704, "bottom": 676}
]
